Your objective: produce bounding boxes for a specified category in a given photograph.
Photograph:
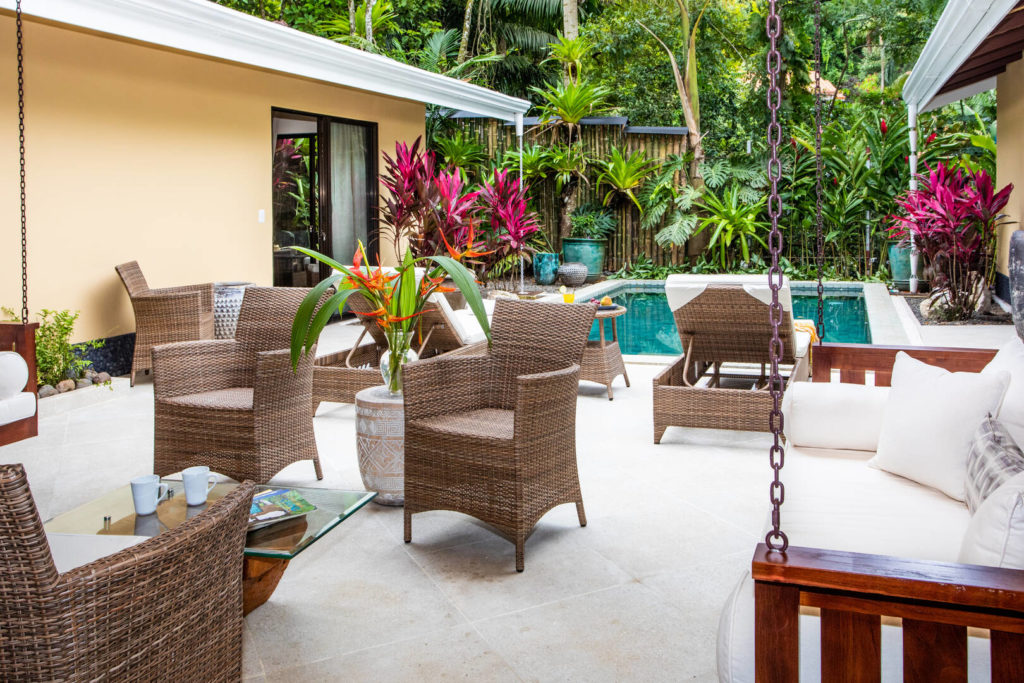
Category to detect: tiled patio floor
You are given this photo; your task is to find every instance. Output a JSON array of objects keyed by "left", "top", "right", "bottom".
[{"left": 1, "top": 353, "right": 773, "bottom": 682}]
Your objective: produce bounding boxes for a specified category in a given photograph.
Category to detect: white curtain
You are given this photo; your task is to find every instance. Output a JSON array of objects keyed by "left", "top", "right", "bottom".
[{"left": 330, "top": 122, "right": 370, "bottom": 262}]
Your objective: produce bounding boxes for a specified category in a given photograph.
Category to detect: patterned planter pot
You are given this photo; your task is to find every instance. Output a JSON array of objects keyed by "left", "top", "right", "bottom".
[
  {"left": 354, "top": 385, "right": 405, "bottom": 505},
  {"left": 561, "top": 238, "right": 606, "bottom": 282},
  {"left": 1011, "top": 230, "right": 1024, "bottom": 340},
  {"left": 558, "top": 262, "right": 589, "bottom": 288},
  {"left": 533, "top": 252, "right": 560, "bottom": 285},
  {"left": 213, "top": 282, "right": 253, "bottom": 339}
]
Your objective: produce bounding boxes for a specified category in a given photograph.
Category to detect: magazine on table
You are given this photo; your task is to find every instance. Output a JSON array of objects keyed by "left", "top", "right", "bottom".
[{"left": 248, "top": 488, "right": 317, "bottom": 530}]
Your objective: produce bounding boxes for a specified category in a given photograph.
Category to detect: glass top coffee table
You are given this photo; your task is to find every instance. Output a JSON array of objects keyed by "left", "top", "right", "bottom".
[{"left": 44, "top": 481, "right": 376, "bottom": 613}]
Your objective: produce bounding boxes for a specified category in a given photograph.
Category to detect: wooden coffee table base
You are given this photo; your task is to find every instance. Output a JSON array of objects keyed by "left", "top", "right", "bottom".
[{"left": 243, "top": 556, "right": 290, "bottom": 615}]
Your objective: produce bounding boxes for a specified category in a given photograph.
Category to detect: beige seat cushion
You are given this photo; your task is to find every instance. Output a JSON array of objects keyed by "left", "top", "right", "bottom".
[
  {"left": 162, "top": 387, "right": 254, "bottom": 410},
  {"left": 411, "top": 408, "right": 514, "bottom": 441}
]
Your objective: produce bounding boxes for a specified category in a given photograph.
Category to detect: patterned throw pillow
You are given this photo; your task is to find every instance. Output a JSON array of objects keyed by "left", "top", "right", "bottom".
[{"left": 966, "top": 416, "right": 1024, "bottom": 514}]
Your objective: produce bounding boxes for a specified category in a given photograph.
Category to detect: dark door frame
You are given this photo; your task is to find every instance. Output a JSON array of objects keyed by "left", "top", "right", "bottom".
[{"left": 271, "top": 107, "right": 379, "bottom": 281}]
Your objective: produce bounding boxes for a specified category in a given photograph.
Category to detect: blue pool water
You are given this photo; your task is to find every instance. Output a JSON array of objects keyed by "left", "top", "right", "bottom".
[{"left": 588, "top": 284, "right": 871, "bottom": 355}]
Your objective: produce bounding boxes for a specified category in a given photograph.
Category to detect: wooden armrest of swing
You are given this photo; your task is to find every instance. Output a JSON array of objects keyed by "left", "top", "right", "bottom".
[
  {"left": 752, "top": 543, "right": 1024, "bottom": 622},
  {"left": 811, "top": 343, "right": 998, "bottom": 385}
]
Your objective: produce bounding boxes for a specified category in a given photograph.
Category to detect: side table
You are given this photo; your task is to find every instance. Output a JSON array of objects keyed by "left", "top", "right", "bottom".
[
  {"left": 355, "top": 386, "right": 405, "bottom": 505},
  {"left": 582, "top": 306, "right": 630, "bottom": 400}
]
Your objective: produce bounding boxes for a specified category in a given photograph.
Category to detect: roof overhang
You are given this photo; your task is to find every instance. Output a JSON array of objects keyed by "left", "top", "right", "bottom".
[
  {"left": 903, "top": 0, "right": 1024, "bottom": 113},
  {"left": 0, "top": 0, "right": 531, "bottom": 122}
]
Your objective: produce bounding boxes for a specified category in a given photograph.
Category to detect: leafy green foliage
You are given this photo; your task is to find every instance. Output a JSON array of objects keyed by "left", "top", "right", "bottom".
[
  {"left": 694, "top": 186, "right": 769, "bottom": 270},
  {"left": 434, "top": 131, "right": 486, "bottom": 179},
  {"left": 531, "top": 79, "right": 613, "bottom": 127},
  {"left": 610, "top": 252, "right": 690, "bottom": 279},
  {"left": 570, "top": 204, "right": 616, "bottom": 240},
  {"left": 595, "top": 147, "right": 658, "bottom": 210},
  {"left": 32, "top": 310, "right": 104, "bottom": 386}
]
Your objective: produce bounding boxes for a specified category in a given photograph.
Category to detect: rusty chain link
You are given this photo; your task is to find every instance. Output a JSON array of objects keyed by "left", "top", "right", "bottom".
[
  {"left": 16, "top": 0, "right": 28, "bottom": 325},
  {"left": 765, "top": 0, "right": 788, "bottom": 553},
  {"left": 813, "top": 0, "right": 825, "bottom": 341}
]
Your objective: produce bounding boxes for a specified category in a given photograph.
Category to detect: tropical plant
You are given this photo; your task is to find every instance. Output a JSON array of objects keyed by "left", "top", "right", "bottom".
[
  {"left": 889, "top": 163, "right": 1013, "bottom": 321},
  {"left": 32, "top": 309, "right": 104, "bottom": 387},
  {"left": 570, "top": 204, "right": 616, "bottom": 240},
  {"left": 610, "top": 252, "right": 690, "bottom": 279},
  {"left": 531, "top": 79, "right": 612, "bottom": 137},
  {"left": 596, "top": 147, "right": 657, "bottom": 210},
  {"left": 693, "top": 185, "right": 769, "bottom": 270},
  {"left": 544, "top": 32, "right": 591, "bottom": 82},
  {"left": 290, "top": 240, "right": 491, "bottom": 394},
  {"left": 320, "top": 1, "right": 398, "bottom": 47},
  {"left": 379, "top": 137, "right": 438, "bottom": 256},
  {"left": 433, "top": 130, "right": 486, "bottom": 180},
  {"left": 503, "top": 144, "right": 551, "bottom": 182},
  {"left": 477, "top": 169, "right": 541, "bottom": 288},
  {"left": 638, "top": 154, "right": 702, "bottom": 247}
]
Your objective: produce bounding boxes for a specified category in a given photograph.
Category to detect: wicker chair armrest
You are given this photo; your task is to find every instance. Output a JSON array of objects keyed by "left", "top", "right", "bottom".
[
  {"left": 149, "top": 283, "right": 215, "bottom": 312},
  {"left": 133, "top": 290, "right": 204, "bottom": 326},
  {"left": 152, "top": 339, "right": 246, "bottom": 398},
  {"left": 254, "top": 347, "right": 315, "bottom": 412},
  {"left": 403, "top": 354, "right": 496, "bottom": 422},
  {"left": 514, "top": 364, "right": 580, "bottom": 424},
  {"left": 55, "top": 482, "right": 255, "bottom": 679}
]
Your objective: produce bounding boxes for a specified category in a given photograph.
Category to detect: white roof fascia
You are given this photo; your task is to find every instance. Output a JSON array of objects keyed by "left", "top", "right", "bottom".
[
  {"left": 1, "top": 0, "right": 531, "bottom": 121},
  {"left": 902, "top": 0, "right": 1018, "bottom": 112},
  {"left": 924, "top": 77, "right": 999, "bottom": 112}
]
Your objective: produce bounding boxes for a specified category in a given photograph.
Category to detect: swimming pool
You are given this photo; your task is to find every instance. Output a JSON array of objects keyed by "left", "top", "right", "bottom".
[{"left": 587, "top": 283, "right": 872, "bottom": 355}]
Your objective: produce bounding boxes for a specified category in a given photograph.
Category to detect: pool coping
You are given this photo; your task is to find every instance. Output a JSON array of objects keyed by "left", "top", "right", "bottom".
[{"left": 538, "top": 278, "right": 908, "bottom": 360}]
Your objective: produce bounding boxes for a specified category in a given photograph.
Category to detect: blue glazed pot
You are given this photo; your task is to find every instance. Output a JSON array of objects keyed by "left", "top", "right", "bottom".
[
  {"left": 532, "top": 252, "right": 560, "bottom": 286},
  {"left": 561, "top": 238, "right": 606, "bottom": 282},
  {"left": 888, "top": 243, "right": 920, "bottom": 291}
]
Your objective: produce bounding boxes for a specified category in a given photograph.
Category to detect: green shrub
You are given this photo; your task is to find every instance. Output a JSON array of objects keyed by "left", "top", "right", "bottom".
[
  {"left": 34, "top": 310, "right": 104, "bottom": 386},
  {"left": 570, "top": 204, "right": 616, "bottom": 240}
]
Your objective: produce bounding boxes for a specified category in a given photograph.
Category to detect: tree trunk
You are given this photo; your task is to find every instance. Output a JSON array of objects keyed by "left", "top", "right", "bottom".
[
  {"left": 365, "top": 0, "right": 376, "bottom": 44},
  {"left": 348, "top": 0, "right": 356, "bottom": 38},
  {"left": 458, "top": 0, "right": 476, "bottom": 64},
  {"left": 559, "top": 181, "right": 579, "bottom": 239},
  {"left": 562, "top": 0, "right": 579, "bottom": 40}
]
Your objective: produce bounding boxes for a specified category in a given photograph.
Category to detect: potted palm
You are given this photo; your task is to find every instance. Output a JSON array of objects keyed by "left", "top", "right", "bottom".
[{"left": 563, "top": 204, "right": 616, "bottom": 281}]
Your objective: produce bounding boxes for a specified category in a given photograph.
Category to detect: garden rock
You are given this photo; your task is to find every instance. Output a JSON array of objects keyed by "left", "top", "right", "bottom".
[
  {"left": 94, "top": 372, "right": 111, "bottom": 383},
  {"left": 76, "top": 378, "right": 92, "bottom": 389},
  {"left": 38, "top": 384, "right": 57, "bottom": 398},
  {"left": 56, "top": 379, "right": 75, "bottom": 393}
]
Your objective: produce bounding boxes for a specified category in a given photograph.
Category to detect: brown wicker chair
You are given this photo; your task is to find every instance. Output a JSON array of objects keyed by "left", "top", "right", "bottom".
[
  {"left": 0, "top": 463, "right": 254, "bottom": 681},
  {"left": 116, "top": 261, "right": 215, "bottom": 386},
  {"left": 153, "top": 286, "right": 323, "bottom": 483},
  {"left": 402, "top": 299, "right": 597, "bottom": 572},
  {"left": 312, "top": 291, "right": 487, "bottom": 409}
]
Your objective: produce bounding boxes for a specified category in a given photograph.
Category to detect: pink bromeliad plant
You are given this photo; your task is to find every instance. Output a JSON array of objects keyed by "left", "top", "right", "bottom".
[
  {"left": 889, "top": 163, "right": 1013, "bottom": 320},
  {"left": 478, "top": 169, "right": 541, "bottom": 291}
]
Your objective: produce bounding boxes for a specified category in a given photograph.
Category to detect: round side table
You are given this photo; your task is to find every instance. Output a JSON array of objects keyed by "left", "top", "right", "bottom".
[
  {"left": 581, "top": 306, "right": 630, "bottom": 400},
  {"left": 354, "top": 386, "right": 405, "bottom": 505}
]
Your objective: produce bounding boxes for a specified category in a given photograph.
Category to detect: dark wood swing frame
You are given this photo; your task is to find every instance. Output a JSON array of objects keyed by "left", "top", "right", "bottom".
[
  {"left": 752, "top": 0, "right": 1024, "bottom": 678},
  {"left": 0, "top": 323, "right": 39, "bottom": 447}
]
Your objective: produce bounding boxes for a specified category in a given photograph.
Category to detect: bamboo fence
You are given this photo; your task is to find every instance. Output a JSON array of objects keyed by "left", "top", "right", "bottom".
[{"left": 453, "top": 116, "right": 691, "bottom": 272}]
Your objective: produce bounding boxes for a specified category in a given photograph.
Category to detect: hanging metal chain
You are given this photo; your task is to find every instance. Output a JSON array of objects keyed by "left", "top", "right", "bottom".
[
  {"left": 765, "top": 0, "right": 788, "bottom": 553},
  {"left": 16, "top": 0, "right": 28, "bottom": 325},
  {"left": 813, "top": 0, "right": 825, "bottom": 341}
]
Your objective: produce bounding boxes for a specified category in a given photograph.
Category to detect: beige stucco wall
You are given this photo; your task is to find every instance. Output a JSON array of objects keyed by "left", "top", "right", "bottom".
[
  {"left": 997, "top": 59, "right": 1024, "bottom": 281},
  {"left": 0, "top": 13, "right": 424, "bottom": 342}
]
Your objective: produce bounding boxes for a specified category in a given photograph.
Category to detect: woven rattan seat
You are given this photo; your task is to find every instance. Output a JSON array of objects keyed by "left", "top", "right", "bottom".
[
  {"left": 116, "top": 261, "right": 215, "bottom": 386},
  {"left": 163, "top": 387, "right": 254, "bottom": 410},
  {"left": 403, "top": 299, "right": 597, "bottom": 572},
  {"left": 412, "top": 408, "right": 515, "bottom": 441},
  {"left": 0, "top": 463, "right": 255, "bottom": 681},
  {"left": 153, "top": 287, "right": 324, "bottom": 483}
]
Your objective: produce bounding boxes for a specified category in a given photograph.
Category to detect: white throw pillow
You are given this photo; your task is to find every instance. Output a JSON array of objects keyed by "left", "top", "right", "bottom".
[
  {"left": 983, "top": 337, "right": 1024, "bottom": 445},
  {"left": 959, "top": 471, "right": 1024, "bottom": 569},
  {"left": 782, "top": 382, "right": 889, "bottom": 451},
  {"left": 869, "top": 352, "right": 1010, "bottom": 501},
  {"left": 0, "top": 351, "right": 29, "bottom": 400}
]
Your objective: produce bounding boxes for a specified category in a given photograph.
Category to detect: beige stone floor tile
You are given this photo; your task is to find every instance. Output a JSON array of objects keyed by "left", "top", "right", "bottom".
[
  {"left": 264, "top": 626, "right": 521, "bottom": 682},
  {"left": 474, "top": 582, "right": 718, "bottom": 682},
  {"left": 242, "top": 622, "right": 265, "bottom": 679},
  {"left": 639, "top": 550, "right": 751, "bottom": 619}
]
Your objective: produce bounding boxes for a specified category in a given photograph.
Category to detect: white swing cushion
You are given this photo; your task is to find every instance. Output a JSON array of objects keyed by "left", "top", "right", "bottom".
[
  {"left": 0, "top": 392, "right": 35, "bottom": 426},
  {"left": 983, "top": 336, "right": 1024, "bottom": 447},
  {"left": 0, "top": 350, "right": 29, "bottom": 399},
  {"left": 783, "top": 381, "right": 889, "bottom": 452},
  {"left": 960, "top": 471, "right": 1024, "bottom": 569}
]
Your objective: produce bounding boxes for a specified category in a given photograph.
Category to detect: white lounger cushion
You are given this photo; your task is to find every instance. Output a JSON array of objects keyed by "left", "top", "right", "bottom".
[
  {"left": 0, "top": 392, "right": 35, "bottom": 426},
  {"left": 427, "top": 293, "right": 492, "bottom": 346},
  {"left": 783, "top": 382, "right": 889, "bottom": 451},
  {"left": 664, "top": 273, "right": 793, "bottom": 312}
]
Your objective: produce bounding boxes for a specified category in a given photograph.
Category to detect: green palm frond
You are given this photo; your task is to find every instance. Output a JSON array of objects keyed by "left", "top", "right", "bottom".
[{"left": 530, "top": 80, "right": 612, "bottom": 126}]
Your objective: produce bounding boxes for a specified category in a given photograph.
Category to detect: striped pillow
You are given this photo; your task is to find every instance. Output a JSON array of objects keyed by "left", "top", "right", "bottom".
[{"left": 966, "top": 416, "right": 1024, "bottom": 514}]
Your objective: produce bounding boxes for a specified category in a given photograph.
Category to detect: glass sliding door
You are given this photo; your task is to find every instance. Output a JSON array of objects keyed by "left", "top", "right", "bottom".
[{"left": 271, "top": 109, "right": 377, "bottom": 286}]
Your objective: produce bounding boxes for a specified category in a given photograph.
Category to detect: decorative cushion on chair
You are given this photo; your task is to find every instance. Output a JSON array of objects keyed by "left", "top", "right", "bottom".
[
  {"left": 965, "top": 416, "right": 1024, "bottom": 514},
  {"left": 959, "top": 471, "right": 1024, "bottom": 569},
  {"left": 870, "top": 352, "right": 1010, "bottom": 501},
  {"left": 0, "top": 351, "right": 29, "bottom": 399},
  {"left": 783, "top": 382, "right": 889, "bottom": 451},
  {"left": 983, "top": 336, "right": 1024, "bottom": 446}
]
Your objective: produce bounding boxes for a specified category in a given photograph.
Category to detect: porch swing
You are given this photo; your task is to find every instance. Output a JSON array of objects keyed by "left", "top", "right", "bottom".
[
  {"left": 732, "top": 1, "right": 1024, "bottom": 680},
  {"left": 0, "top": 1, "right": 38, "bottom": 448}
]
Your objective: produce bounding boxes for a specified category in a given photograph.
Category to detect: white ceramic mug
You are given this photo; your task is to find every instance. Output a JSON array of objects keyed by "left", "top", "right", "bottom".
[
  {"left": 182, "top": 466, "right": 217, "bottom": 506},
  {"left": 131, "top": 474, "right": 169, "bottom": 516}
]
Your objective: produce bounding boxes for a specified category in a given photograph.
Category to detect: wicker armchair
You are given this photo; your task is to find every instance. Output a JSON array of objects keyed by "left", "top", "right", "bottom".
[
  {"left": 0, "top": 463, "right": 254, "bottom": 681},
  {"left": 153, "top": 286, "right": 323, "bottom": 483},
  {"left": 403, "top": 299, "right": 597, "bottom": 572},
  {"left": 116, "top": 261, "right": 215, "bottom": 386}
]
